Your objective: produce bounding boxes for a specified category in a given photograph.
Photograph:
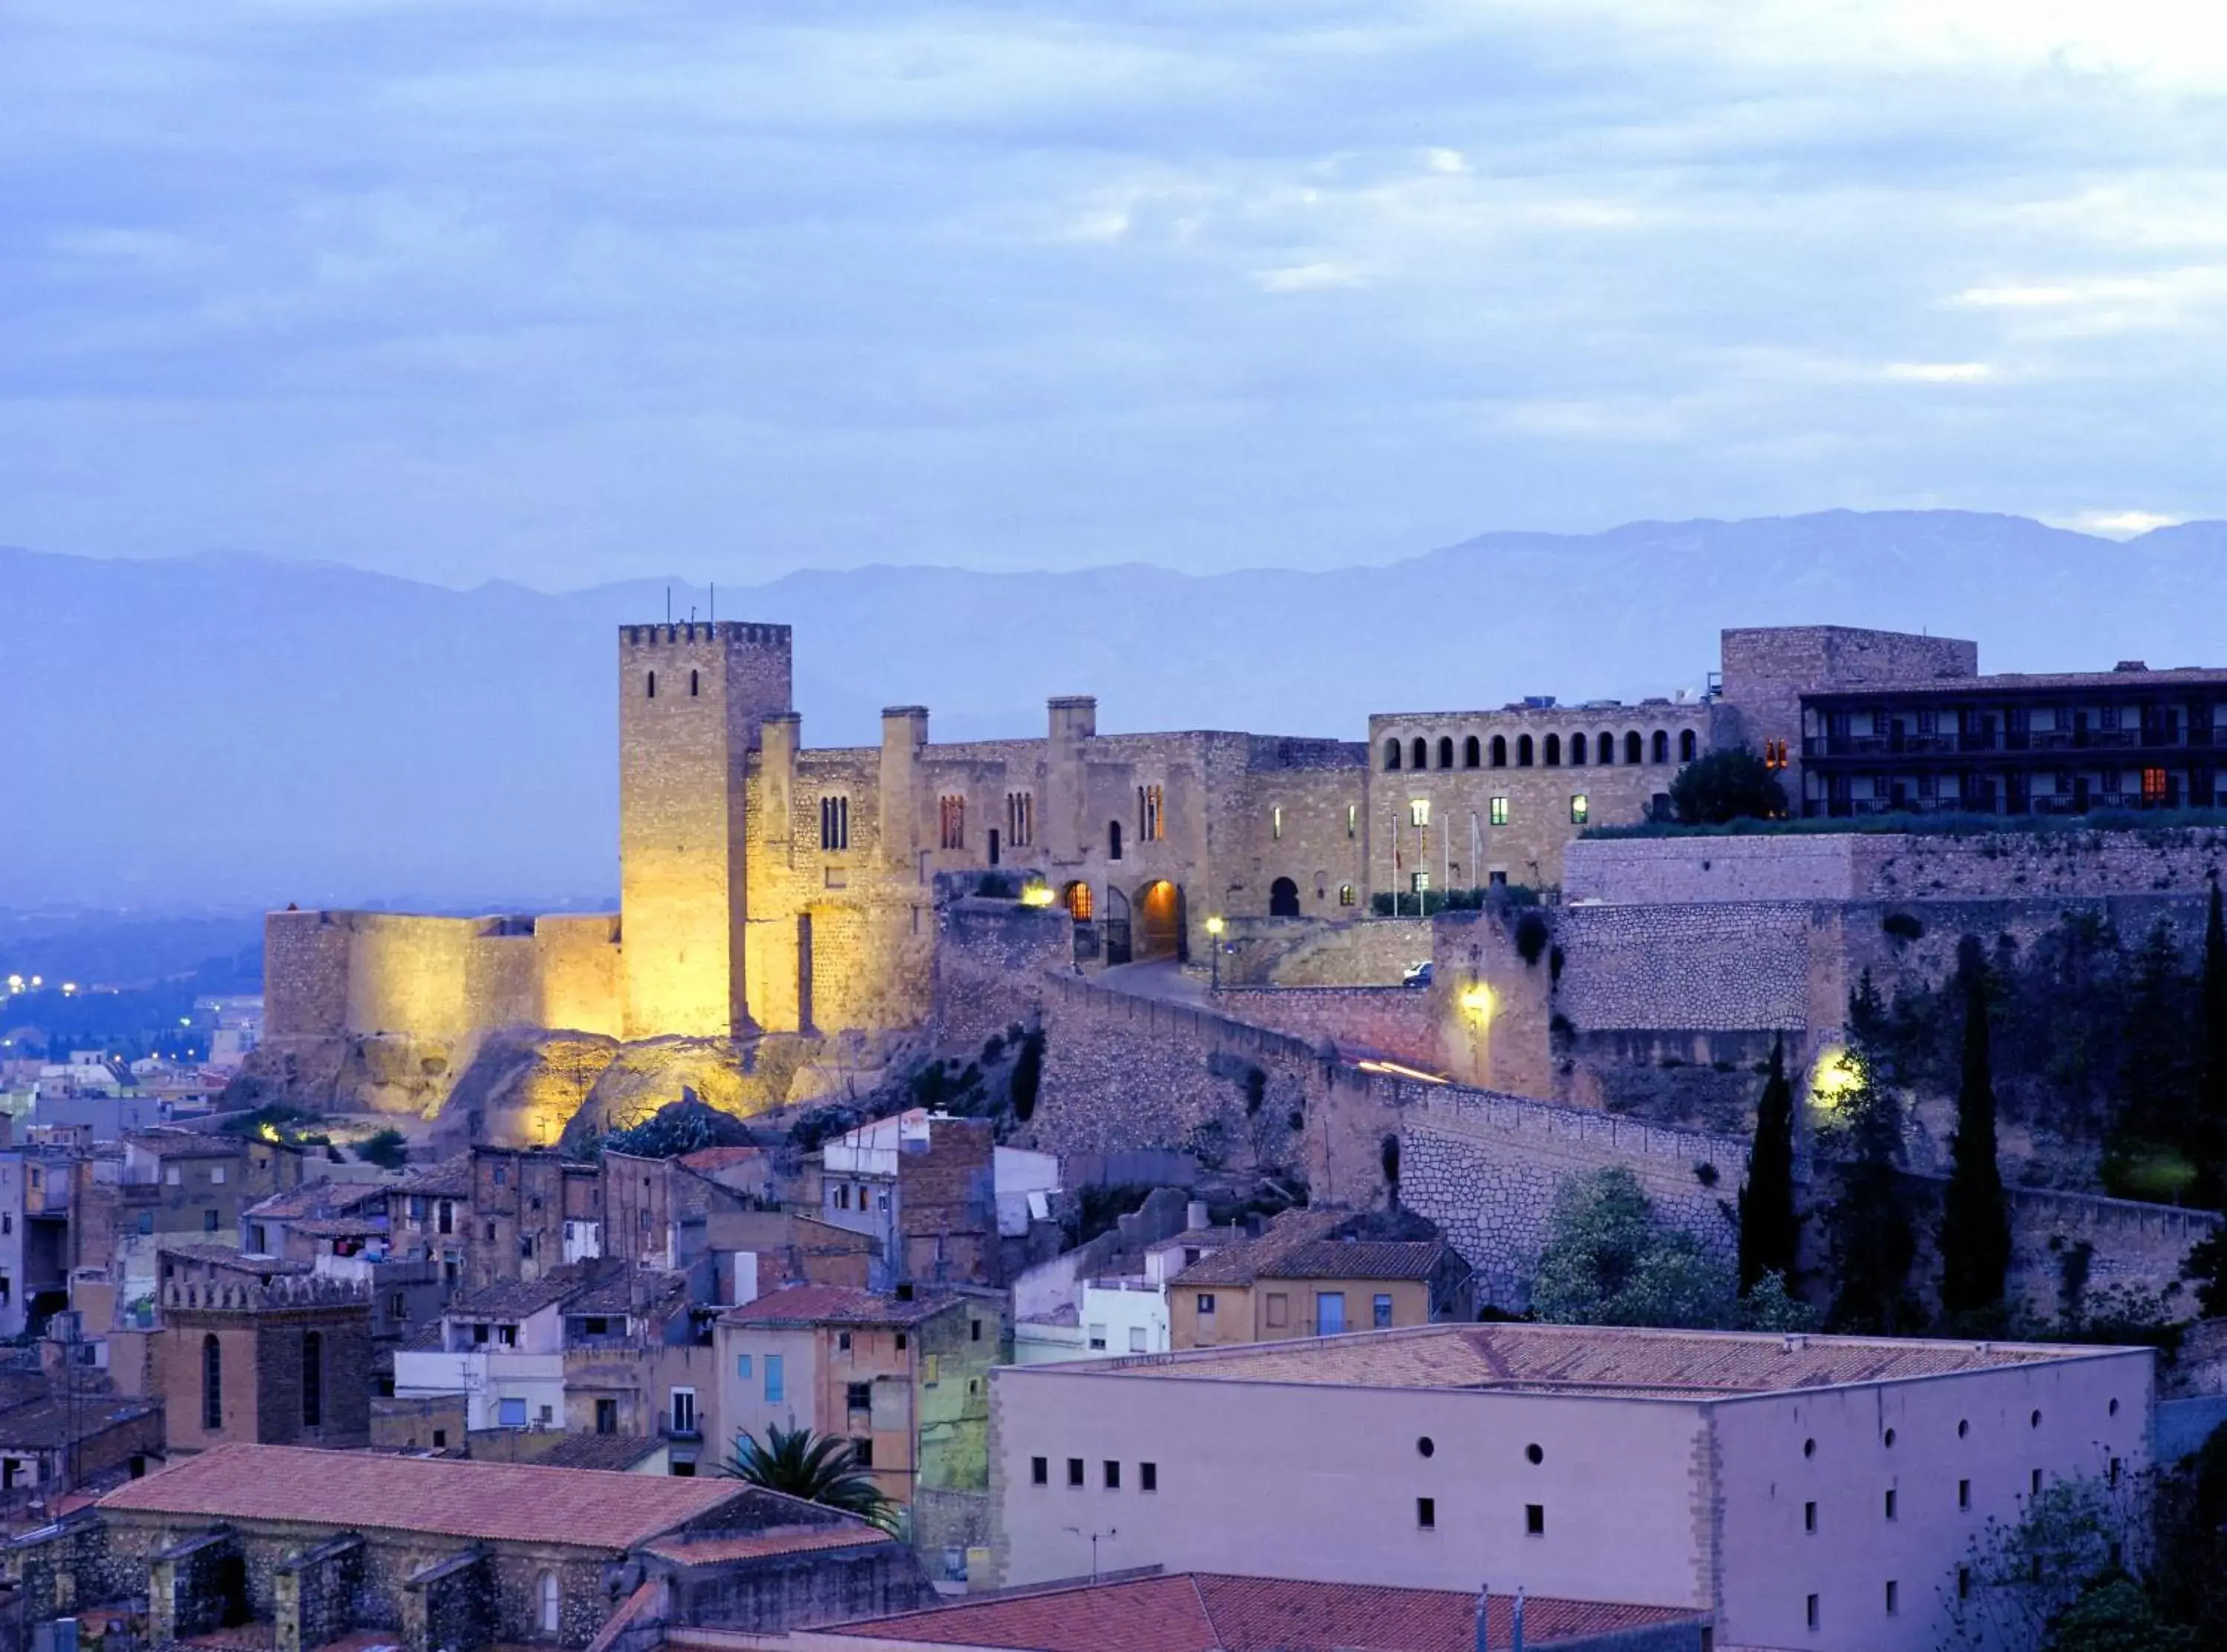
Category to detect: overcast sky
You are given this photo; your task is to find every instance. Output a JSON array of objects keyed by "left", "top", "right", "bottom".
[{"left": 5, "top": 1, "right": 2223, "bottom": 589}]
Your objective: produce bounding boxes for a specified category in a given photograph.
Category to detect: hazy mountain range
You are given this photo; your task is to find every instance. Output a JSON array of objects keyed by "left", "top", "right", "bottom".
[{"left": 9, "top": 510, "right": 2226, "bottom": 911}]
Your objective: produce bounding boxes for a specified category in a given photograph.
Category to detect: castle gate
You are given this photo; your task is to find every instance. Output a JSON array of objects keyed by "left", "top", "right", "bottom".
[
  {"left": 1103, "top": 886, "right": 1132, "bottom": 966},
  {"left": 1135, "top": 880, "right": 1186, "bottom": 963},
  {"left": 1269, "top": 876, "right": 1302, "bottom": 918}
]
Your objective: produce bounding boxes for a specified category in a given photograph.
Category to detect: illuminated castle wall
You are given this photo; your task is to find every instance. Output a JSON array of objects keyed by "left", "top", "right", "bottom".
[{"left": 260, "top": 617, "right": 1751, "bottom": 1072}]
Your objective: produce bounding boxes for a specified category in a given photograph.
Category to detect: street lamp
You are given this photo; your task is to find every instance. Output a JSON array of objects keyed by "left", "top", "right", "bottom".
[{"left": 1204, "top": 914, "right": 1226, "bottom": 991}]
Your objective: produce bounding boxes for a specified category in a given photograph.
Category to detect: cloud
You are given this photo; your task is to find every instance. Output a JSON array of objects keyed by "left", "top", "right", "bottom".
[
  {"left": 1, "top": 0, "right": 2223, "bottom": 584},
  {"left": 1882, "top": 362, "right": 1997, "bottom": 383},
  {"left": 2056, "top": 508, "right": 2185, "bottom": 537}
]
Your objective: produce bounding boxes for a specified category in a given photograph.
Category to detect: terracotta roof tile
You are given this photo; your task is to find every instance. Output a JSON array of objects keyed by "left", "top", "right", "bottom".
[
  {"left": 825, "top": 1573, "right": 1699, "bottom": 1650},
  {"left": 722, "top": 1285, "right": 960, "bottom": 1329},
  {"left": 641, "top": 1527, "right": 896, "bottom": 1565},
  {"left": 1262, "top": 1239, "right": 1448, "bottom": 1282},
  {"left": 99, "top": 1443, "right": 750, "bottom": 1550},
  {"left": 1092, "top": 1322, "right": 2125, "bottom": 1394},
  {"left": 1165, "top": 1210, "right": 1347, "bottom": 1288}
]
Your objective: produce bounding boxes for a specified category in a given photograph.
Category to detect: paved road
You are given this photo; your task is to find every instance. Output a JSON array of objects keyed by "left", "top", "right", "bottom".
[{"left": 1093, "top": 960, "right": 1208, "bottom": 1006}]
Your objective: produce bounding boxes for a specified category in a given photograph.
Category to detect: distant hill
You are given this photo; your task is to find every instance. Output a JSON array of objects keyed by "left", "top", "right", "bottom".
[{"left": 7, "top": 510, "right": 2224, "bottom": 908}]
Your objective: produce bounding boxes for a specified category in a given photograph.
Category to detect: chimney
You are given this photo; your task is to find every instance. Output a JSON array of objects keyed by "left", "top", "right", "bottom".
[
  {"left": 1474, "top": 1584, "right": 1490, "bottom": 1652},
  {"left": 1186, "top": 1199, "right": 1209, "bottom": 1232},
  {"left": 1512, "top": 1589, "right": 1525, "bottom": 1652}
]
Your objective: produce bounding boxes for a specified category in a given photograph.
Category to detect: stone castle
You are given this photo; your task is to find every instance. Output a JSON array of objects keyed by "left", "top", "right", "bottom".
[{"left": 261, "top": 620, "right": 1980, "bottom": 1092}]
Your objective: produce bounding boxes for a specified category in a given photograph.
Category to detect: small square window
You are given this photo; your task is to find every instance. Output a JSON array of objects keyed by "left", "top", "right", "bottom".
[
  {"left": 1372, "top": 1294, "right": 1393, "bottom": 1328},
  {"left": 432, "top": 1429, "right": 447, "bottom": 1449},
  {"left": 1031, "top": 1456, "right": 1048, "bottom": 1486},
  {"left": 837, "top": 1331, "right": 852, "bottom": 1352},
  {"left": 736, "top": 1354, "right": 753, "bottom": 1379},
  {"left": 1196, "top": 1293, "right": 1217, "bottom": 1314},
  {"left": 1067, "top": 1458, "right": 1085, "bottom": 1487},
  {"left": 1140, "top": 1461, "right": 1157, "bottom": 1492},
  {"left": 852, "top": 1435, "right": 873, "bottom": 1469},
  {"left": 1489, "top": 796, "right": 1510, "bottom": 827},
  {"left": 1525, "top": 1504, "right": 1544, "bottom": 1536},
  {"left": 895, "top": 1332, "right": 908, "bottom": 1351},
  {"left": 1104, "top": 1461, "right": 1120, "bottom": 1490},
  {"left": 1416, "top": 1497, "right": 1435, "bottom": 1530},
  {"left": 972, "top": 1320, "right": 983, "bottom": 1343},
  {"left": 1569, "top": 794, "right": 1589, "bottom": 825},
  {"left": 1409, "top": 799, "right": 1430, "bottom": 828}
]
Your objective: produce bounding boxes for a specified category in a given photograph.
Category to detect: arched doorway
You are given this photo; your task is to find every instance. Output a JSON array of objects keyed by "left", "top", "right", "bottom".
[
  {"left": 1269, "top": 876, "right": 1301, "bottom": 917},
  {"left": 1134, "top": 880, "right": 1186, "bottom": 962}
]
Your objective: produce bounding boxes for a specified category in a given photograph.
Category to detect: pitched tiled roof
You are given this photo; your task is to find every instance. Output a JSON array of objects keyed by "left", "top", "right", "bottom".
[
  {"left": 392, "top": 1159, "right": 471, "bottom": 1199},
  {"left": 1261, "top": 1239, "right": 1448, "bottom": 1282},
  {"left": 678, "top": 1146, "right": 763, "bottom": 1173},
  {"left": 566, "top": 1266, "right": 689, "bottom": 1319},
  {"left": 823, "top": 1573, "right": 1698, "bottom": 1650},
  {"left": 246, "top": 1179, "right": 391, "bottom": 1222},
  {"left": 99, "top": 1443, "right": 750, "bottom": 1550},
  {"left": 160, "top": 1245, "right": 309, "bottom": 1276},
  {"left": 1165, "top": 1209, "right": 1347, "bottom": 1288},
  {"left": 641, "top": 1527, "right": 895, "bottom": 1566},
  {"left": 722, "top": 1285, "right": 959, "bottom": 1329},
  {"left": 1092, "top": 1322, "right": 2123, "bottom": 1395}
]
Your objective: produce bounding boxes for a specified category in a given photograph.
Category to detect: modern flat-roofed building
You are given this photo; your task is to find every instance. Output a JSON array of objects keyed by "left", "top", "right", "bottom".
[{"left": 987, "top": 1322, "right": 2152, "bottom": 1652}]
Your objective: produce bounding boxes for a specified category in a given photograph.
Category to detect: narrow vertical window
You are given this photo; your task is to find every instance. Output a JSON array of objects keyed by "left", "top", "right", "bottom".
[
  {"left": 1416, "top": 1497, "right": 1435, "bottom": 1530},
  {"left": 689, "top": 669, "right": 699, "bottom": 697},
  {"left": 939, "top": 795, "right": 966, "bottom": 850},
  {"left": 1436, "top": 735, "right": 1454, "bottom": 769},
  {"left": 1384, "top": 739, "right": 1402, "bottom": 771},
  {"left": 1681, "top": 729, "right": 1698, "bottom": 762},
  {"left": 1272, "top": 804, "right": 1283, "bottom": 840},
  {"left": 301, "top": 1329, "right": 323, "bottom": 1428},
  {"left": 202, "top": 1334, "right": 223, "bottom": 1432},
  {"left": 821, "top": 796, "right": 849, "bottom": 851},
  {"left": 646, "top": 671, "right": 656, "bottom": 698},
  {"left": 1347, "top": 803, "right": 1358, "bottom": 839}
]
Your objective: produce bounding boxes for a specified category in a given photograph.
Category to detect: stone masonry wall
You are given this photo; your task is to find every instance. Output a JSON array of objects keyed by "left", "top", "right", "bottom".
[
  {"left": 1566, "top": 827, "right": 2227, "bottom": 908},
  {"left": 1395, "top": 1088, "right": 1747, "bottom": 1310},
  {"left": 1552, "top": 903, "right": 1814, "bottom": 1033},
  {"left": 1208, "top": 986, "right": 1439, "bottom": 1065}
]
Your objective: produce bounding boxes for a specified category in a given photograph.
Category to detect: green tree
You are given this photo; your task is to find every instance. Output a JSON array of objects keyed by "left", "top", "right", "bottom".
[
  {"left": 2200, "top": 879, "right": 2227, "bottom": 1202},
  {"left": 1816, "top": 1035, "right": 1918, "bottom": 1334},
  {"left": 1666, "top": 747, "right": 1787, "bottom": 825},
  {"left": 1531, "top": 1168, "right": 1814, "bottom": 1331},
  {"left": 1946, "top": 1472, "right": 2181, "bottom": 1652},
  {"left": 723, "top": 1424, "right": 896, "bottom": 1531},
  {"left": 1737, "top": 1036, "right": 1799, "bottom": 1294},
  {"left": 2045, "top": 1576, "right": 2197, "bottom": 1652},
  {"left": 1940, "top": 938, "right": 2011, "bottom": 1317},
  {"left": 357, "top": 1127, "right": 409, "bottom": 1171}
]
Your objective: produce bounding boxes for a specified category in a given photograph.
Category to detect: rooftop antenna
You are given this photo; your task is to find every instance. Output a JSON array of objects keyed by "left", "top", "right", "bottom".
[
  {"left": 665, "top": 586, "right": 672, "bottom": 625},
  {"left": 710, "top": 582, "right": 716, "bottom": 626},
  {"left": 1474, "top": 1583, "right": 1490, "bottom": 1652}
]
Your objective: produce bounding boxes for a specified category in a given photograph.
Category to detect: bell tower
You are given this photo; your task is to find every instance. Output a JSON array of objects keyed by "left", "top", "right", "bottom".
[{"left": 617, "top": 620, "right": 793, "bottom": 1040}]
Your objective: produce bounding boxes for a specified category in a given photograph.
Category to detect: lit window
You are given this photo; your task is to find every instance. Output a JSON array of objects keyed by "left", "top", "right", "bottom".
[
  {"left": 1409, "top": 799, "right": 1430, "bottom": 828},
  {"left": 2142, "top": 767, "right": 2169, "bottom": 804},
  {"left": 1569, "top": 795, "right": 1589, "bottom": 825},
  {"left": 1347, "top": 803, "right": 1358, "bottom": 839},
  {"left": 1139, "top": 784, "right": 1165, "bottom": 842},
  {"left": 820, "top": 796, "right": 849, "bottom": 851},
  {"left": 1272, "top": 805, "right": 1283, "bottom": 840},
  {"left": 1196, "top": 1293, "right": 1216, "bottom": 1314},
  {"left": 1338, "top": 884, "right": 1356, "bottom": 907},
  {"left": 1063, "top": 882, "right": 1093, "bottom": 922},
  {"left": 1490, "top": 797, "right": 1509, "bottom": 827}
]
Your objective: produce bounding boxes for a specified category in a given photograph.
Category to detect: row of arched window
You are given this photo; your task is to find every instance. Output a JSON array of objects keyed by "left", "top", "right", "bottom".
[{"left": 1383, "top": 728, "right": 1697, "bottom": 772}]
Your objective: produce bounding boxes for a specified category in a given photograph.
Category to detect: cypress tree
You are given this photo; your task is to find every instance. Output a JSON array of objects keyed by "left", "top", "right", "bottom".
[
  {"left": 1940, "top": 937, "right": 2011, "bottom": 1316},
  {"left": 1738, "top": 1035, "right": 1799, "bottom": 1293},
  {"left": 2201, "top": 878, "right": 2227, "bottom": 1202},
  {"left": 1821, "top": 1036, "right": 1915, "bottom": 1334}
]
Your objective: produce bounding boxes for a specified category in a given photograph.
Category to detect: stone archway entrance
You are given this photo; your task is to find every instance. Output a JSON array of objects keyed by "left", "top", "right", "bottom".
[
  {"left": 1134, "top": 880, "right": 1186, "bottom": 963},
  {"left": 1269, "top": 876, "right": 1301, "bottom": 917},
  {"left": 1103, "top": 885, "right": 1133, "bottom": 966}
]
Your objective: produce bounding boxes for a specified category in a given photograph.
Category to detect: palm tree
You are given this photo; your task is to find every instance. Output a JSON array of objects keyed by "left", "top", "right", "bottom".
[{"left": 722, "top": 1424, "right": 897, "bottom": 1532}]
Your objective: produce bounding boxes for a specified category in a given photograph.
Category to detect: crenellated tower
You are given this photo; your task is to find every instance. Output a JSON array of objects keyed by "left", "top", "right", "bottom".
[{"left": 618, "top": 620, "right": 793, "bottom": 1040}]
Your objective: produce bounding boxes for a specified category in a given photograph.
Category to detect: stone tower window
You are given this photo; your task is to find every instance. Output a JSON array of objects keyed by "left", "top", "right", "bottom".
[
  {"left": 1108, "top": 820, "right": 1123, "bottom": 860},
  {"left": 1272, "top": 805, "right": 1283, "bottom": 840},
  {"left": 1410, "top": 737, "right": 1428, "bottom": 770},
  {"left": 1139, "top": 784, "right": 1165, "bottom": 842},
  {"left": 1652, "top": 730, "right": 1670, "bottom": 764},
  {"left": 939, "top": 795, "right": 965, "bottom": 850},
  {"left": 1491, "top": 796, "right": 1509, "bottom": 827},
  {"left": 1464, "top": 735, "right": 1481, "bottom": 769},
  {"left": 1626, "top": 730, "right": 1644, "bottom": 764},
  {"left": 689, "top": 669, "right": 699, "bottom": 697},
  {"left": 1491, "top": 735, "right": 1508, "bottom": 768},
  {"left": 1007, "top": 792, "right": 1035, "bottom": 848},
  {"left": 1063, "top": 882, "right": 1094, "bottom": 921},
  {"left": 1571, "top": 732, "right": 1588, "bottom": 764},
  {"left": 1517, "top": 735, "right": 1534, "bottom": 767},
  {"left": 1384, "top": 738, "right": 1402, "bottom": 771},
  {"left": 646, "top": 671, "right": 656, "bottom": 699},
  {"left": 1543, "top": 734, "right": 1561, "bottom": 767},
  {"left": 1598, "top": 730, "right": 1615, "bottom": 764},
  {"left": 820, "top": 796, "right": 849, "bottom": 852},
  {"left": 1570, "top": 795, "right": 1589, "bottom": 825},
  {"left": 1436, "top": 736, "right": 1454, "bottom": 770},
  {"left": 1347, "top": 803, "right": 1358, "bottom": 839},
  {"left": 302, "top": 1329, "right": 323, "bottom": 1428},
  {"left": 1680, "top": 729, "right": 1698, "bottom": 762},
  {"left": 202, "top": 1334, "right": 222, "bottom": 1432},
  {"left": 1338, "top": 884, "right": 1356, "bottom": 906}
]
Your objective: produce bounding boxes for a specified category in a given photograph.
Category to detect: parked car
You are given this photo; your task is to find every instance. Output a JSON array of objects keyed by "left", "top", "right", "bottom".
[{"left": 1402, "top": 960, "right": 1433, "bottom": 988}]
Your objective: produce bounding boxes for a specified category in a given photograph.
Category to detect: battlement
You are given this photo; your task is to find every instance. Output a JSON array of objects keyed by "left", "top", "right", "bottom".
[
  {"left": 620, "top": 620, "right": 791, "bottom": 648},
  {"left": 162, "top": 1274, "right": 373, "bottom": 1315}
]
